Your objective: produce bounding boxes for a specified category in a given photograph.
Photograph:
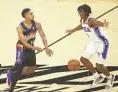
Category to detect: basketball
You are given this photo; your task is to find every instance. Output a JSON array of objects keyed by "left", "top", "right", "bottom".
[{"left": 68, "top": 59, "right": 80, "bottom": 71}]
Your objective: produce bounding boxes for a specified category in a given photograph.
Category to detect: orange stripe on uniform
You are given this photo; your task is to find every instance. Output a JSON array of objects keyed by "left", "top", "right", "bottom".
[{"left": 17, "top": 43, "right": 23, "bottom": 51}]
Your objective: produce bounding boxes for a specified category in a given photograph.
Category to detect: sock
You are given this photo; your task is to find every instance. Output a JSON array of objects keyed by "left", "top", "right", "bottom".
[
  {"left": 93, "top": 72, "right": 100, "bottom": 78},
  {"left": 107, "top": 74, "right": 112, "bottom": 79}
]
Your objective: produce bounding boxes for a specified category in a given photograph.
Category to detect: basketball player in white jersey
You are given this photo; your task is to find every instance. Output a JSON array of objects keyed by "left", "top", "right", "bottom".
[{"left": 66, "top": 4, "right": 115, "bottom": 88}]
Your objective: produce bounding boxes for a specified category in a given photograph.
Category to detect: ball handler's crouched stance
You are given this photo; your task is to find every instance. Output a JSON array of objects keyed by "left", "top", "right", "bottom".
[
  {"left": 66, "top": 4, "right": 115, "bottom": 89},
  {"left": 6, "top": 8, "right": 53, "bottom": 92}
]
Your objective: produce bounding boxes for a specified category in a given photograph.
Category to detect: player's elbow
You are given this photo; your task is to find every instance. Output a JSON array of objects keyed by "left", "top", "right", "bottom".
[{"left": 19, "top": 38, "right": 28, "bottom": 48}]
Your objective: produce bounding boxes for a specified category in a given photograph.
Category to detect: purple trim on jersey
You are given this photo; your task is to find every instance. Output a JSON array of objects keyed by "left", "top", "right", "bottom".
[
  {"left": 15, "top": 46, "right": 23, "bottom": 65},
  {"left": 20, "top": 22, "right": 26, "bottom": 30},
  {"left": 94, "top": 26, "right": 109, "bottom": 59},
  {"left": 20, "top": 20, "right": 37, "bottom": 34}
]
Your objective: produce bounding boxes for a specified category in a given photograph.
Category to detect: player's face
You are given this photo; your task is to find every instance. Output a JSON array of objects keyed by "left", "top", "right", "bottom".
[
  {"left": 25, "top": 10, "right": 34, "bottom": 20},
  {"left": 78, "top": 9, "right": 86, "bottom": 19}
]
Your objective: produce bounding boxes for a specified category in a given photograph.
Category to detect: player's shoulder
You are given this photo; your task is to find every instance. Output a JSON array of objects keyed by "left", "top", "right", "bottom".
[
  {"left": 35, "top": 21, "right": 41, "bottom": 25},
  {"left": 88, "top": 17, "right": 96, "bottom": 25},
  {"left": 35, "top": 21, "right": 41, "bottom": 28},
  {"left": 16, "top": 21, "right": 24, "bottom": 28},
  {"left": 88, "top": 17, "right": 96, "bottom": 22},
  {"left": 17, "top": 24, "right": 22, "bottom": 29},
  {"left": 16, "top": 23, "right": 24, "bottom": 32},
  {"left": 88, "top": 17, "right": 97, "bottom": 27}
]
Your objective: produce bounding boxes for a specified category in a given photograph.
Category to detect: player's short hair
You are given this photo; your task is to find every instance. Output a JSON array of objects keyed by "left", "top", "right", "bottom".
[
  {"left": 77, "top": 4, "right": 91, "bottom": 16},
  {"left": 21, "top": 8, "right": 31, "bottom": 18}
]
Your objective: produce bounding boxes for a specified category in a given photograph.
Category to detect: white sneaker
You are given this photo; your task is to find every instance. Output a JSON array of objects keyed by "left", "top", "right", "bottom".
[
  {"left": 105, "top": 74, "right": 115, "bottom": 89},
  {"left": 90, "top": 75, "right": 103, "bottom": 88}
]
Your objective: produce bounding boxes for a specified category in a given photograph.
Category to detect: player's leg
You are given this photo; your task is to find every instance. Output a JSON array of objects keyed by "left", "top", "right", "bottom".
[
  {"left": 80, "top": 57, "right": 96, "bottom": 74},
  {"left": 7, "top": 65, "right": 24, "bottom": 92},
  {"left": 95, "top": 39, "right": 110, "bottom": 76},
  {"left": 80, "top": 42, "right": 102, "bottom": 86},
  {"left": 22, "top": 49, "right": 36, "bottom": 75},
  {"left": 96, "top": 40, "right": 115, "bottom": 88},
  {"left": 6, "top": 43, "right": 24, "bottom": 92},
  {"left": 96, "top": 63, "right": 115, "bottom": 89},
  {"left": 96, "top": 63, "right": 110, "bottom": 77}
]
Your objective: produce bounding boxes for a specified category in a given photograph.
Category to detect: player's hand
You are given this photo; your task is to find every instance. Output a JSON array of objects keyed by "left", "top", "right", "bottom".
[
  {"left": 45, "top": 48, "right": 53, "bottom": 57},
  {"left": 103, "top": 19, "right": 109, "bottom": 28},
  {"left": 66, "top": 29, "right": 73, "bottom": 35},
  {"left": 33, "top": 46, "right": 43, "bottom": 52}
]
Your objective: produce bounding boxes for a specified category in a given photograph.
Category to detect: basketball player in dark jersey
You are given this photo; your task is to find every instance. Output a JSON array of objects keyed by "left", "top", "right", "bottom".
[{"left": 6, "top": 8, "right": 53, "bottom": 92}]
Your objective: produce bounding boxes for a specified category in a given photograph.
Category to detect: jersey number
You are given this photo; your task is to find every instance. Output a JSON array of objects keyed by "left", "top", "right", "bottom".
[{"left": 83, "top": 27, "right": 91, "bottom": 32}]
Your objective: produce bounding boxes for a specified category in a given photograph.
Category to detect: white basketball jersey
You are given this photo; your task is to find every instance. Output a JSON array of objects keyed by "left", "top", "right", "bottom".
[{"left": 81, "top": 16, "right": 108, "bottom": 42}]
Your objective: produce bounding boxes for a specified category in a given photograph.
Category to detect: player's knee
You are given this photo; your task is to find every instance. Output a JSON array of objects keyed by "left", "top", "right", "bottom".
[
  {"left": 22, "top": 66, "right": 36, "bottom": 75},
  {"left": 80, "top": 56, "right": 84, "bottom": 62}
]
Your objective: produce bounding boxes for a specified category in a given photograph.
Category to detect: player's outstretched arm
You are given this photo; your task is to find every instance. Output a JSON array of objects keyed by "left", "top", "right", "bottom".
[
  {"left": 88, "top": 18, "right": 109, "bottom": 28},
  {"left": 36, "top": 22, "right": 53, "bottom": 56},
  {"left": 66, "top": 24, "right": 83, "bottom": 35}
]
